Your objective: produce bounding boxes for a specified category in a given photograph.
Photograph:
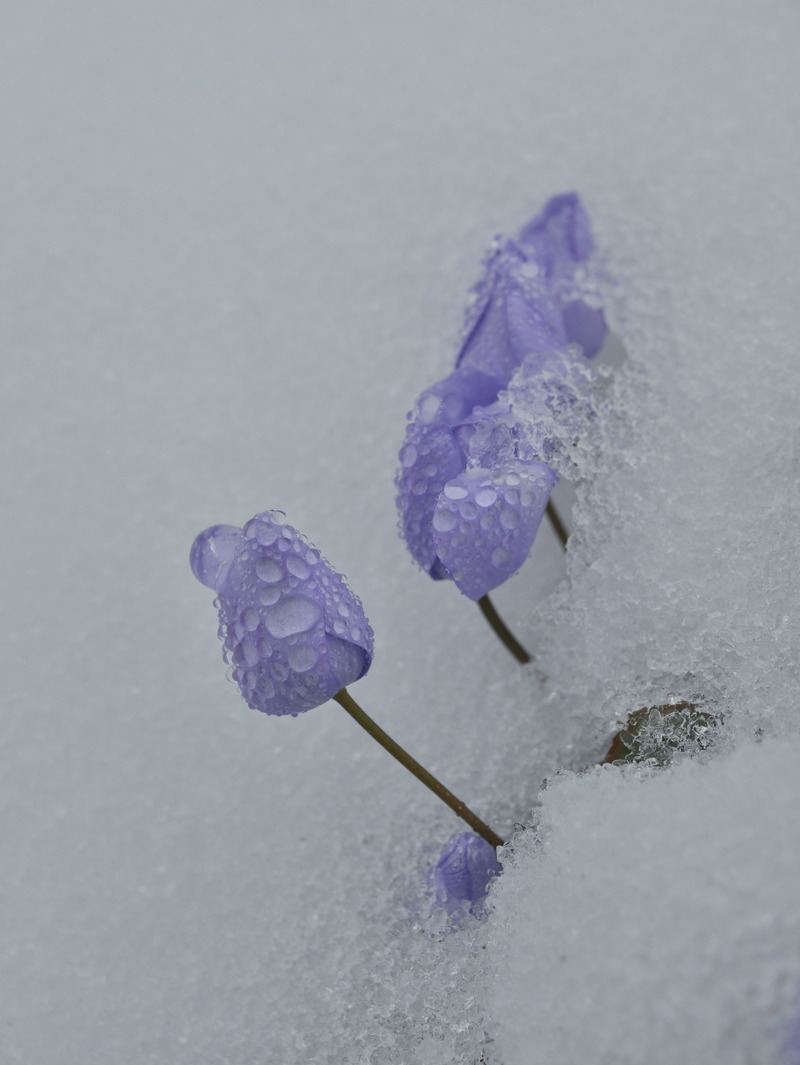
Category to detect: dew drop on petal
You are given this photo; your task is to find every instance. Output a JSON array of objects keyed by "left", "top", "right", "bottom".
[
  {"left": 475, "top": 486, "right": 498, "bottom": 508},
  {"left": 492, "top": 547, "right": 511, "bottom": 567},
  {"left": 287, "top": 556, "right": 311, "bottom": 580},
  {"left": 337, "top": 602, "right": 351, "bottom": 618},
  {"left": 444, "top": 483, "right": 469, "bottom": 500},
  {"left": 433, "top": 508, "right": 458, "bottom": 532},
  {"left": 259, "top": 586, "right": 281, "bottom": 607},
  {"left": 256, "top": 558, "right": 284, "bottom": 583},
  {"left": 459, "top": 501, "right": 478, "bottom": 521},
  {"left": 418, "top": 393, "right": 442, "bottom": 423},
  {"left": 190, "top": 525, "right": 242, "bottom": 591},
  {"left": 241, "top": 608, "right": 260, "bottom": 632},
  {"left": 256, "top": 523, "right": 278, "bottom": 547},
  {"left": 264, "top": 596, "right": 322, "bottom": 638},
  {"left": 400, "top": 444, "right": 418, "bottom": 468},
  {"left": 500, "top": 507, "right": 520, "bottom": 530},
  {"left": 288, "top": 645, "right": 318, "bottom": 673},
  {"left": 504, "top": 488, "right": 520, "bottom": 505}
]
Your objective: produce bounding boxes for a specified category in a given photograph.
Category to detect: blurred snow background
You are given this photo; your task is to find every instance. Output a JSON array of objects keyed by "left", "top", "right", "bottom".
[{"left": 2, "top": 1, "right": 799, "bottom": 1062}]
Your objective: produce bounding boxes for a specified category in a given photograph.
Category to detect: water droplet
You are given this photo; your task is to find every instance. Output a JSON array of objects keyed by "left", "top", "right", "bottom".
[
  {"left": 333, "top": 618, "right": 346, "bottom": 634},
  {"left": 243, "top": 670, "right": 257, "bottom": 691},
  {"left": 260, "top": 678, "right": 275, "bottom": 699},
  {"left": 492, "top": 547, "right": 510, "bottom": 567},
  {"left": 264, "top": 596, "right": 322, "bottom": 638},
  {"left": 504, "top": 472, "right": 521, "bottom": 486},
  {"left": 459, "top": 501, "right": 477, "bottom": 521},
  {"left": 475, "top": 486, "right": 497, "bottom": 508},
  {"left": 424, "top": 464, "right": 437, "bottom": 477},
  {"left": 400, "top": 444, "right": 418, "bottom": 468},
  {"left": 190, "top": 525, "right": 242, "bottom": 591},
  {"left": 337, "top": 602, "right": 350, "bottom": 617},
  {"left": 500, "top": 507, "right": 520, "bottom": 530},
  {"left": 433, "top": 508, "right": 458, "bottom": 532},
  {"left": 257, "top": 638, "right": 273, "bottom": 658},
  {"left": 259, "top": 586, "right": 281, "bottom": 606},
  {"left": 305, "top": 549, "right": 320, "bottom": 565},
  {"left": 287, "top": 556, "right": 310, "bottom": 580},
  {"left": 241, "top": 608, "right": 260, "bottom": 632},
  {"left": 444, "top": 483, "right": 469, "bottom": 500},
  {"left": 256, "top": 523, "right": 278, "bottom": 547},
  {"left": 411, "top": 479, "right": 428, "bottom": 495},
  {"left": 350, "top": 626, "right": 361, "bottom": 640},
  {"left": 504, "top": 489, "right": 520, "bottom": 505},
  {"left": 241, "top": 638, "right": 259, "bottom": 667},
  {"left": 288, "top": 645, "right": 318, "bottom": 673},
  {"left": 256, "top": 558, "right": 284, "bottom": 584},
  {"left": 520, "top": 490, "right": 534, "bottom": 507},
  {"left": 418, "top": 393, "right": 441, "bottom": 423},
  {"left": 278, "top": 538, "right": 292, "bottom": 552}
]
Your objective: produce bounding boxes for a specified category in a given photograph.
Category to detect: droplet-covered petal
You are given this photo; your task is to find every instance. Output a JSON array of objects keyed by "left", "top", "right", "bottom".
[
  {"left": 191, "top": 511, "right": 373, "bottom": 716},
  {"left": 190, "top": 525, "right": 243, "bottom": 591},
  {"left": 432, "top": 461, "right": 557, "bottom": 600},
  {"left": 434, "top": 832, "right": 502, "bottom": 910}
]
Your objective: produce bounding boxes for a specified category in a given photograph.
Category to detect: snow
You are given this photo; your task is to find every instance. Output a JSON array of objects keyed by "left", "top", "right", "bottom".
[{"left": 2, "top": 1, "right": 799, "bottom": 1063}]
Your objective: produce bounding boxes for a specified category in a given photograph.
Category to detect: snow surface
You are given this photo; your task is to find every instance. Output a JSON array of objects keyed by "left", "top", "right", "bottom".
[{"left": 2, "top": 1, "right": 799, "bottom": 1063}]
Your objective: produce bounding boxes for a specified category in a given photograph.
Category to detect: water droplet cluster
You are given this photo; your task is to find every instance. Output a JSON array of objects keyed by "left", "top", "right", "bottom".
[
  {"left": 431, "top": 462, "right": 557, "bottom": 600},
  {"left": 192, "top": 513, "right": 373, "bottom": 716}
]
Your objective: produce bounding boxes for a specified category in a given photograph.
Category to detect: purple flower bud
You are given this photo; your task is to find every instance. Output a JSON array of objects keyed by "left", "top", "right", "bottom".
[
  {"left": 397, "top": 193, "right": 605, "bottom": 597},
  {"left": 431, "top": 460, "right": 557, "bottom": 601},
  {"left": 434, "top": 832, "right": 502, "bottom": 910},
  {"left": 396, "top": 367, "right": 504, "bottom": 578},
  {"left": 191, "top": 512, "right": 373, "bottom": 716},
  {"left": 457, "top": 192, "right": 606, "bottom": 379}
]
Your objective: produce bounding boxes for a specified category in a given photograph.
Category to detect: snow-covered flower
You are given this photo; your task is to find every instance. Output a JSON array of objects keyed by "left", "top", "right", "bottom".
[
  {"left": 191, "top": 511, "right": 373, "bottom": 716},
  {"left": 396, "top": 192, "right": 605, "bottom": 599},
  {"left": 434, "top": 832, "right": 503, "bottom": 912}
]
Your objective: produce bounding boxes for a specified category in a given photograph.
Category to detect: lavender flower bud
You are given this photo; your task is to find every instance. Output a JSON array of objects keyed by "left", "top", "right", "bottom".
[
  {"left": 191, "top": 512, "right": 373, "bottom": 716},
  {"left": 434, "top": 832, "right": 502, "bottom": 910}
]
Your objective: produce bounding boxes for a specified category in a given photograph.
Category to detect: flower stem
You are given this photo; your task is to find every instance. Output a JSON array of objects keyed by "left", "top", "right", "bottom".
[
  {"left": 477, "top": 594, "right": 531, "bottom": 664},
  {"left": 546, "top": 498, "right": 569, "bottom": 549},
  {"left": 333, "top": 688, "right": 504, "bottom": 848}
]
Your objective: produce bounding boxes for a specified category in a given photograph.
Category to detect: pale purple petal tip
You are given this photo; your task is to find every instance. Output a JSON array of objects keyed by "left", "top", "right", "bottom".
[
  {"left": 432, "top": 461, "right": 557, "bottom": 601},
  {"left": 191, "top": 512, "right": 373, "bottom": 716},
  {"left": 434, "top": 832, "right": 502, "bottom": 909}
]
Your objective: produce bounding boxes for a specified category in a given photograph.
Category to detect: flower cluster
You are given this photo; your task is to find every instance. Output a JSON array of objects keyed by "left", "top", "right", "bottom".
[{"left": 396, "top": 193, "right": 606, "bottom": 600}]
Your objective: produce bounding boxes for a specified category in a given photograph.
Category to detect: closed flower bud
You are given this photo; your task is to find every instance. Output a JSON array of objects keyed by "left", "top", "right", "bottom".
[{"left": 191, "top": 512, "right": 373, "bottom": 716}]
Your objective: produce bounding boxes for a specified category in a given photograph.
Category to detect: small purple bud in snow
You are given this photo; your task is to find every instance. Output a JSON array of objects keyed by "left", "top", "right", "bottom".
[
  {"left": 191, "top": 512, "right": 373, "bottom": 716},
  {"left": 435, "top": 832, "right": 502, "bottom": 910}
]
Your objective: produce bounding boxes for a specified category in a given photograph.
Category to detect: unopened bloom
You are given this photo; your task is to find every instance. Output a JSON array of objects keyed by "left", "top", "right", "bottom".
[
  {"left": 434, "top": 832, "right": 502, "bottom": 911},
  {"left": 396, "top": 192, "right": 605, "bottom": 599},
  {"left": 191, "top": 511, "right": 373, "bottom": 716}
]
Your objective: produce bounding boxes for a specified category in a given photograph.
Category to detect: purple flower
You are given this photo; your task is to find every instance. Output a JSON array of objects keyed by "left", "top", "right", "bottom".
[
  {"left": 457, "top": 192, "right": 607, "bottom": 380},
  {"left": 396, "top": 193, "right": 606, "bottom": 600},
  {"left": 434, "top": 832, "right": 502, "bottom": 911},
  {"left": 191, "top": 511, "right": 373, "bottom": 716}
]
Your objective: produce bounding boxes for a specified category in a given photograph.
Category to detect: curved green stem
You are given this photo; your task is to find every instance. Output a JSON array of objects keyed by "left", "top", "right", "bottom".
[
  {"left": 477, "top": 594, "right": 531, "bottom": 664},
  {"left": 333, "top": 688, "right": 504, "bottom": 848}
]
